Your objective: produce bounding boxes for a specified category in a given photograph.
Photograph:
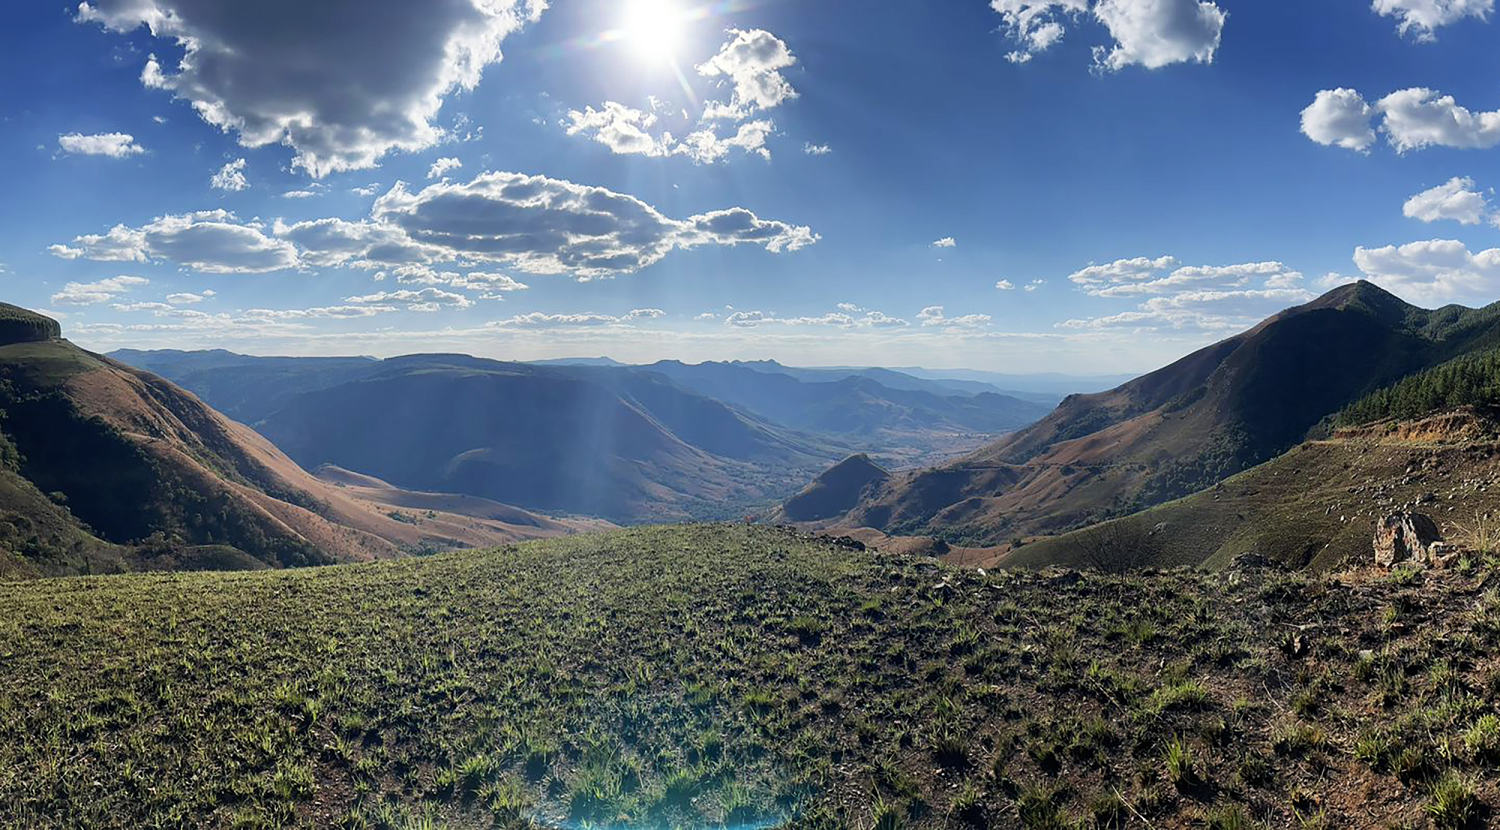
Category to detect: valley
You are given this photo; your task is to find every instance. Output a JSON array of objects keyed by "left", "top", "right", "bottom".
[{"left": 110, "top": 349, "right": 1053, "bottom": 524}]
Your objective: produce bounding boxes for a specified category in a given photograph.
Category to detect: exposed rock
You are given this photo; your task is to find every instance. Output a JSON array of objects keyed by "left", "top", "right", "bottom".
[
  {"left": 1230, "top": 552, "right": 1283, "bottom": 571},
  {"left": 1373, "top": 512, "right": 1443, "bottom": 568}
]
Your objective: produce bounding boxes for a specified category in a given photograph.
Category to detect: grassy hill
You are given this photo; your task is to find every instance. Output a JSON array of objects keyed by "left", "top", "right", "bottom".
[
  {"left": 1007, "top": 407, "right": 1500, "bottom": 572},
  {"left": 0, "top": 311, "right": 588, "bottom": 578},
  {"left": 835, "top": 282, "right": 1500, "bottom": 545},
  {"left": 4, "top": 525, "right": 1498, "bottom": 828}
]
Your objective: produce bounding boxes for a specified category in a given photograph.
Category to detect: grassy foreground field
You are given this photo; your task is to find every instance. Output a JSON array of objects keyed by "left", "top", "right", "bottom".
[{"left": 3, "top": 525, "right": 1500, "bottom": 829}]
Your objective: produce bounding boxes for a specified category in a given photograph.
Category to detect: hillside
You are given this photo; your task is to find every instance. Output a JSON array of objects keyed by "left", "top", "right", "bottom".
[
  {"left": 831, "top": 282, "right": 1500, "bottom": 544},
  {"left": 0, "top": 311, "right": 586, "bottom": 578},
  {"left": 4, "top": 524, "right": 1498, "bottom": 828},
  {"left": 777, "top": 453, "right": 890, "bottom": 523},
  {"left": 1006, "top": 406, "right": 1500, "bottom": 572}
]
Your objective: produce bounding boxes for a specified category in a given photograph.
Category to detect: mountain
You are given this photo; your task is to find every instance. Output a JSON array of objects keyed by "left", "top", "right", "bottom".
[
  {"left": 528, "top": 356, "right": 626, "bottom": 367},
  {"left": 888, "top": 367, "right": 1139, "bottom": 397},
  {"left": 111, "top": 351, "right": 841, "bottom": 523},
  {"left": 0, "top": 308, "right": 585, "bottom": 578},
  {"left": 1007, "top": 405, "right": 1500, "bottom": 571},
  {"left": 824, "top": 282, "right": 1500, "bottom": 544},
  {"left": 112, "top": 350, "right": 1055, "bottom": 522},
  {"left": 776, "top": 453, "right": 890, "bottom": 523},
  {"left": 638, "top": 360, "right": 1051, "bottom": 465}
]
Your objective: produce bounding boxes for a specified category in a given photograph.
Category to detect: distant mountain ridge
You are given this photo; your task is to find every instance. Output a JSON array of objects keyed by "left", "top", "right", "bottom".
[
  {"left": 823, "top": 282, "right": 1500, "bottom": 544},
  {"left": 113, "top": 350, "right": 1057, "bottom": 522}
]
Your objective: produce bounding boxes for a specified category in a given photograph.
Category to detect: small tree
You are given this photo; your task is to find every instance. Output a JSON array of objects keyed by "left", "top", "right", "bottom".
[{"left": 1071, "top": 520, "right": 1159, "bottom": 574}]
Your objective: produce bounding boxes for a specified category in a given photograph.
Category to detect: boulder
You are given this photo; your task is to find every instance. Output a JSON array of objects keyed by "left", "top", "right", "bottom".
[{"left": 1373, "top": 512, "right": 1443, "bottom": 568}]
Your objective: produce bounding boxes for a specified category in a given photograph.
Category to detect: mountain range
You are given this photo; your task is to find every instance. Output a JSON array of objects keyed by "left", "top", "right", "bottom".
[
  {"left": 817, "top": 281, "right": 1500, "bottom": 547},
  {"left": 111, "top": 350, "right": 1053, "bottom": 522}
]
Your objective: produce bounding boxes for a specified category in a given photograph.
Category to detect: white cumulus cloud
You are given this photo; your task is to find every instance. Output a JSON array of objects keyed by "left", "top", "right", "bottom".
[
  {"left": 1372, "top": 0, "right": 1493, "bottom": 41},
  {"left": 57, "top": 132, "right": 145, "bottom": 157},
  {"left": 1302, "top": 87, "right": 1500, "bottom": 153},
  {"left": 210, "top": 158, "right": 248, "bottom": 192},
  {"left": 51, "top": 210, "right": 299, "bottom": 273},
  {"left": 1403, "top": 177, "right": 1494, "bottom": 226},
  {"left": 1300, "top": 89, "right": 1377, "bottom": 152},
  {"left": 1354, "top": 239, "right": 1500, "bottom": 305},
  {"left": 698, "top": 29, "right": 799, "bottom": 121},
  {"left": 76, "top": 0, "right": 545, "bottom": 177},
  {"left": 989, "top": 0, "right": 1225, "bottom": 70},
  {"left": 427, "top": 157, "right": 464, "bottom": 180},
  {"left": 565, "top": 103, "right": 672, "bottom": 157},
  {"left": 51, "top": 275, "right": 150, "bottom": 306},
  {"left": 367, "top": 172, "right": 817, "bottom": 280},
  {"left": 1092, "top": 0, "right": 1226, "bottom": 71}
]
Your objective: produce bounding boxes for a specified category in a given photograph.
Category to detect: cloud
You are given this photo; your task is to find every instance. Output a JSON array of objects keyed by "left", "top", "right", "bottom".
[
  {"left": 165, "top": 290, "right": 214, "bottom": 304},
  {"left": 995, "top": 279, "right": 1016, "bottom": 290},
  {"left": 1403, "top": 177, "right": 1494, "bottom": 225},
  {"left": 565, "top": 106, "right": 774, "bottom": 165},
  {"left": 380, "top": 265, "right": 531, "bottom": 296},
  {"left": 724, "top": 308, "right": 909, "bottom": 328},
  {"left": 1062, "top": 256, "right": 1313, "bottom": 330},
  {"left": 242, "top": 305, "right": 398, "bottom": 320},
  {"left": 76, "top": 0, "right": 545, "bottom": 177},
  {"left": 1067, "top": 254, "right": 1179, "bottom": 288},
  {"left": 991, "top": 0, "right": 1086, "bottom": 63},
  {"left": 51, "top": 210, "right": 300, "bottom": 273},
  {"left": 210, "top": 158, "right": 248, "bottom": 192},
  {"left": 1303, "top": 87, "right": 1500, "bottom": 153},
  {"left": 113, "top": 301, "right": 175, "bottom": 313},
  {"left": 1379, "top": 88, "right": 1500, "bottom": 151},
  {"left": 697, "top": 29, "right": 799, "bottom": 121},
  {"left": 1091, "top": 0, "right": 1226, "bottom": 71},
  {"left": 493, "top": 312, "right": 639, "bottom": 328},
  {"left": 803, "top": 142, "right": 831, "bottom": 155},
  {"left": 1372, "top": 0, "right": 1493, "bottom": 40},
  {"left": 345, "top": 287, "right": 473, "bottom": 310},
  {"left": 916, "top": 306, "right": 991, "bottom": 329},
  {"left": 565, "top": 103, "right": 672, "bottom": 157},
  {"left": 272, "top": 217, "right": 436, "bottom": 269},
  {"left": 1353, "top": 239, "right": 1500, "bottom": 304},
  {"left": 1300, "top": 89, "right": 1377, "bottom": 152},
  {"left": 368, "top": 171, "right": 817, "bottom": 279},
  {"left": 57, "top": 172, "right": 814, "bottom": 282},
  {"left": 673, "top": 121, "right": 774, "bottom": 164},
  {"left": 427, "top": 157, "right": 464, "bottom": 180},
  {"left": 51, "top": 275, "right": 149, "bottom": 306},
  {"left": 57, "top": 132, "right": 144, "bottom": 157},
  {"left": 989, "top": 0, "right": 1224, "bottom": 69},
  {"left": 932, "top": 237, "right": 957, "bottom": 248}
]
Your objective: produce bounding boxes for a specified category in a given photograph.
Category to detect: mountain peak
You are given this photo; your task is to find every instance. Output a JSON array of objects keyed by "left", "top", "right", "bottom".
[
  {"left": 1304, "top": 280, "right": 1416, "bottom": 321},
  {"left": 779, "top": 453, "right": 890, "bottom": 523}
]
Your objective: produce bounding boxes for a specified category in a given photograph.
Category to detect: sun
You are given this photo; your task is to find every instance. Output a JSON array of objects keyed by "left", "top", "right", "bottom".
[{"left": 621, "top": 0, "right": 686, "bottom": 64}]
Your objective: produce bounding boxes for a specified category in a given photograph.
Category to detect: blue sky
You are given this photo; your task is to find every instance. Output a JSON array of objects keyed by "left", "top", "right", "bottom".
[{"left": 3, "top": 0, "right": 1500, "bottom": 372}]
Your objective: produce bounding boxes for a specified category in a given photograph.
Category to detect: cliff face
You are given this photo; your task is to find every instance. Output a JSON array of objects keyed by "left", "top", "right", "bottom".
[{"left": 0, "top": 304, "right": 61, "bottom": 345}]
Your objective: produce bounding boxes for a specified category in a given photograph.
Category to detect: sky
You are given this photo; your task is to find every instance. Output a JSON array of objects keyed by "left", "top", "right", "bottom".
[{"left": 2, "top": 0, "right": 1500, "bottom": 373}]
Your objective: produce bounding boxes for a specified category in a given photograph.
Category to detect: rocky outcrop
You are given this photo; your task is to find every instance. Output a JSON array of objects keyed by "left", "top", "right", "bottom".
[
  {"left": 0, "top": 303, "right": 61, "bottom": 345},
  {"left": 1373, "top": 512, "right": 1455, "bottom": 568}
]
